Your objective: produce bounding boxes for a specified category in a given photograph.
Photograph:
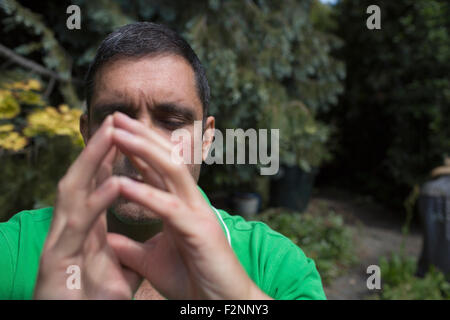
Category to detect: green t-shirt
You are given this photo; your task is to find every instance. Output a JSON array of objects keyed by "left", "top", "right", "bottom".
[{"left": 0, "top": 188, "right": 326, "bottom": 300}]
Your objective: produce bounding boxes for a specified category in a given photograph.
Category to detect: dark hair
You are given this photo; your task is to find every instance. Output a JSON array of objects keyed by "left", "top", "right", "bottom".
[{"left": 85, "top": 22, "right": 210, "bottom": 119}]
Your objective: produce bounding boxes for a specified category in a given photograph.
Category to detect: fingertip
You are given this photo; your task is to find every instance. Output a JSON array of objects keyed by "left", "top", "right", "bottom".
[
  {"left": 102, "top": 114, "right": 113, "bottom": 127},
  {"left": 113, "top": 111, "right": 127, "bottom": 123},
  {"left": 97, "top": 115, "right": 114, "bottom": 140},
  {"left": 118, "top": 175, "right": 137, "bottom": 188}
]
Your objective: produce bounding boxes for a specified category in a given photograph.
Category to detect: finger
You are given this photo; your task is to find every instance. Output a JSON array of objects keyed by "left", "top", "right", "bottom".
[
  {"left": 113, "top": 112, "right": 173, "bottom": 151},
  {"left": 66, "top": 115, "right": 114, "bottom": 189},
  {"left": 122, "top": 266, "right": 143, "bottom": 295},
  {"left": 120, "top": 148, "right": 168, "bottom": 192},
  {"left": 107, "top": 233, "right": 151, "bottom": 280},
  {"left": 113, "top": 112, "right": 191, "bottom": 195},
  {"left": 109, "top": 232, "right": 191, "bottom": 300},
  {"left": 113, "top": 128, "right": 198, "bottom": 200},
  {"left": 54, "top": 176, "right": 121, "bottom": 255},
  {"left": 118, "top": 176, "right": 204, "bottom": 233},
  {"left": 95, "top": 146, "right": 117, "bottom": 188}
]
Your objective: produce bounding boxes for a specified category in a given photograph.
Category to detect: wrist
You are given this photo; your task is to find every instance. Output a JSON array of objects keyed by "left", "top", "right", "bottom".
[{"left": 248, "top": 282, "right": 272, "bottom": 300}]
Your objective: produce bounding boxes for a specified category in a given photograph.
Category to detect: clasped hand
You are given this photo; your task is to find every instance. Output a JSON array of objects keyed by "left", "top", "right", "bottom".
[{"left": 33, "top": 112, "right": 268, "bottom": 300}]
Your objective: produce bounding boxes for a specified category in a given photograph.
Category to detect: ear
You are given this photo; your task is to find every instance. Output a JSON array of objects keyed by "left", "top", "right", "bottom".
[
  {"left": 80, "top": 113, "right": 89, "bottom": 146},
  {"left": 202, "top": 116, "right": 215, "bottom": 162}
]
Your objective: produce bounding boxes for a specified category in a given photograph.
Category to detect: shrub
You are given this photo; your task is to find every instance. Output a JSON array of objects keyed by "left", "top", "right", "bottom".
[
  {"left": 252, "top": 208, "right": 356, "bottom": 285},
  {"left": 0, "top": 77, "right": 82, "bottom": 221},
  {"left": 373, "top": 253, "right": 450, "bottom": 300}
]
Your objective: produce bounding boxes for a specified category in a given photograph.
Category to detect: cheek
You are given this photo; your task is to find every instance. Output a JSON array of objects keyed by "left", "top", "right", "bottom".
[
  {"left": 168, "top": 128, "right": 199, "bottom": 165},
  {"left": 175, "top": 137, "right": 195, "bottom": 164}
]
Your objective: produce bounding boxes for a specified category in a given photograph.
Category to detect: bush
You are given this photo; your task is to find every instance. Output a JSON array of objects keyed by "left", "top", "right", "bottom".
[
  {"left": 1, "top": 0, "right": 344, "bottom": 194},
  {"left": 0, "top": 76, "right": 82, "bottom": 221},
  {"left": 252, "top": 208, "right": 356, "bottom": 285},
  {"left": 373, "top": 253, "right": 450, "bottom": 300},
  {"left": 328, "top": 0, "right": 450, "bottom": 209},
  {"left": 0, "top": 135, "right": 80, "bottom": 222}
]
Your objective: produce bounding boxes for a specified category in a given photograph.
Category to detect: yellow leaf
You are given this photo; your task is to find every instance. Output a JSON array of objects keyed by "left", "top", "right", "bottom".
[
  {"left": 27, "top": 79, "right": 42, "bottom": 91},
  {"left": 0, "top": 124, "right": 14, "bottom": 132},
  {"left": 0, "top": 90, "right": 21, "bottom": 119},
  {"left": 0, "top": 131, "right": 28, "bottom": 151}
]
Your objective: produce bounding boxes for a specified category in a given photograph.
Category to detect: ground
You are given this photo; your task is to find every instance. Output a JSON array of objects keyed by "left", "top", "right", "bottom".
[{"left": 309, "top": 188, "right": 422, "bottom": 300}]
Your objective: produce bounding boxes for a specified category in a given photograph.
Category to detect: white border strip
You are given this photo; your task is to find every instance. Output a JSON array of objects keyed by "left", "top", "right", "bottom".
[{"left": 212, "top": 207, "right": 232, "bottom": 247}]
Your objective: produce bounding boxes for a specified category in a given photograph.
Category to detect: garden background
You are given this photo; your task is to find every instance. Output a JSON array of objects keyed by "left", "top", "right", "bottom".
[{"left": 0, "top": 0, "right": 449, "bottom": 299}]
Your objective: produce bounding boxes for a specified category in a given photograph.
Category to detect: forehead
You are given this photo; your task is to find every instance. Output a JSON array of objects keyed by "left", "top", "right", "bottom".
[{"left": 91, "top": 54, "right": 202, "bottom": 115}]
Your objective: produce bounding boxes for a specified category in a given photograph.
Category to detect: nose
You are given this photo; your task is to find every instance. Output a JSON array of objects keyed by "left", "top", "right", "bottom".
[{"left": 136, "top": 111, "right": 154, "bottom": 129}]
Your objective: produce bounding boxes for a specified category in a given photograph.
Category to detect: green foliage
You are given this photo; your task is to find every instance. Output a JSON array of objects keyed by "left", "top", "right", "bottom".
[
  {"left": 1, "top": 0, "right": 80, "bottom": 107},
  {"left": 274, "top": 100, "right": 333, "bottom": 171},
  {"left": 373, "top": 253, "right": 450, "bottom": 300},
  {"left": 0, "top": 74, "right": 82, "bottom": 220},
  {"left": 252, "top": 208, "right": 356, "bottom": 285},
  {"left": 0, "top": 135, "right": 80, "bottom": 222},
  {"left": 2, "top": 0, "right": 344, "bottom": 189},
  {"left": 184, "top": 0, "right": 344, "bottom": 187},
  {"left": 0, "top": 1, "right": 344, "bottom": 209},
  {"left": 330, "top": 0, "right": 450, "bottom": 207},
  {"left": 0, "top": 75, "right": 83, "bottom": 150}
]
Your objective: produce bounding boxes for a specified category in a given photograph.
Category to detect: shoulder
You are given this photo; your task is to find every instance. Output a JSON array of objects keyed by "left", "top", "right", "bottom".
[
  {"left": 214, "top": 208, "right": 326, "bottom": 300},
  {"left": 215, "top": 208, "right": 302, "bottom": 251},
  {"left": 0, "top": 207, "right": 53, "bottom": 242},
  {"left": 0, "top": 207, "right": 53, "bottom": 266},
  {"left": 0, "top": 207, "right": 54, "bottom": 259},
  {"left": 0, "top": 207, "right": 53, "bottom": 299},
  {"left": 0, "top": 207, "right": 53, "bottom": 237}
]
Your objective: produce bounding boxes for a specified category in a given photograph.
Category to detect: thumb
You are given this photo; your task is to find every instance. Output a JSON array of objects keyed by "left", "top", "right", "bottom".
[
  {"left": 122, "top": 266, "right": 143, "bottom": 295},
  {"left": 107, "top": 233, "right": 152, "bottom": 278}
]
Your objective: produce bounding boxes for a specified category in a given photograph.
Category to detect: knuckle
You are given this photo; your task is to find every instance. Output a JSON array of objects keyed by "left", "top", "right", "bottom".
[
  {"left": 57, "top": 178, "right": 69, "bottom": 194},
  {"left": 65, "top": 216, "right": 83, "bottom": 233},
  {"left": 167, "top": 198, "right": 181, "bottom": 210},
  {"left": 85, "top": 197, "right": 95, "bottom": 212},
  {"left": 104, "top": 176, "right": 119, "bottom": 190},
  {"left": 191, "top": 201, "right": 206, "bottom": 214},
  {"left": 144, "top": 188, "right": 154, "bottom": 198},
  {"left": 170, "top": 161, "right": 186, "bottom": 174}
]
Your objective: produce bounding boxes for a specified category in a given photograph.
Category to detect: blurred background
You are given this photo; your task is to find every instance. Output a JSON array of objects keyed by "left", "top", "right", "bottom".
[{"left": 0, "top": 0, "right": 449, "bottom": 299}]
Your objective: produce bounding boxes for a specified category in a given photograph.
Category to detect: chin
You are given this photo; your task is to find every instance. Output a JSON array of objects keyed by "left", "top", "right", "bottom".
[{"left": 110, "top": 198, "right": 161, "bottom": 225}]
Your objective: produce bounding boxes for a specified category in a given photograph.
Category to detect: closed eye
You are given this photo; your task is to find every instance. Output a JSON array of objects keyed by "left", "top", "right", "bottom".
[{"left": 155, "top": 118, "right": 187, "bottom": 130}]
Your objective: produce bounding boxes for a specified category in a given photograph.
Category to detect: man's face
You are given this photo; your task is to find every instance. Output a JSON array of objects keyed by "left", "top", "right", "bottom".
[{"left": 80, "top": 55, "right": 214, "bottom": 224}]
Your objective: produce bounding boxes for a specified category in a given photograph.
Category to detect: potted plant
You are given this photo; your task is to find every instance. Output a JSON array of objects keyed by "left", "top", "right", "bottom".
[{"left": 265, "top": 100, "right": 332, "bottom": 212}]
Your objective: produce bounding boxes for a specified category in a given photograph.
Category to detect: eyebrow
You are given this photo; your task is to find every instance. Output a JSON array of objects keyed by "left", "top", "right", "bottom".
[
  {"left": 152, "top": 102, "right": 196, "bottom": 122},
  {"left": 91, "top": 102, "right": 136, "bottom": 119},
  {"left": 91, "top": 101, "right": 197, "bottom": 122}
]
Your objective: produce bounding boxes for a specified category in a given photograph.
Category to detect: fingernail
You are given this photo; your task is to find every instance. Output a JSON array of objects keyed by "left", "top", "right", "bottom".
[
  {"left": 114, "top": 128, "right": 133, "bottom": 140},
  {"left": 119, "top": 176, "right": 135, "bottom": 186},
  {"left": 114, "top": 112, "right": 128, "bottom": 120}
]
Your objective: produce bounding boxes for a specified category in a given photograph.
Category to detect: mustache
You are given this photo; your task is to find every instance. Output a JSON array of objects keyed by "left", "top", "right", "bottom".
[
  {"left": 112, "top": 157, "right": 167, "bottom": 191},
  {"left": 112, "top": 161, "right": 143, "bottom": 181},
  {"left": 113, "top": 169, "right": 143, "bottom": 181}
]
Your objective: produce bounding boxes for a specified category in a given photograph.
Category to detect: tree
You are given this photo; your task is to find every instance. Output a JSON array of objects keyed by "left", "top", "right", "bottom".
[
  {"left": 325, "top": 0, "right": 450, "bottom": 209},
  {"left": 0, "top": 0, "right": 344, "bottom": 216}
]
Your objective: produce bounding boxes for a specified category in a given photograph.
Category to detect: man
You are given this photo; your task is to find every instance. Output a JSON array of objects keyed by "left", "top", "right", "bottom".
[{"left": 0, "top": 22, "right": 326, "bottom": 300}]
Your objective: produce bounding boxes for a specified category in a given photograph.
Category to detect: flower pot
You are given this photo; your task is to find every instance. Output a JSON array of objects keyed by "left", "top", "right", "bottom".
[
  {"left": 269, "top": 164, "right": 318, "bottom": 212},
  {"left": 230, "top": 192, "right": 261, "bottom": 218}
]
